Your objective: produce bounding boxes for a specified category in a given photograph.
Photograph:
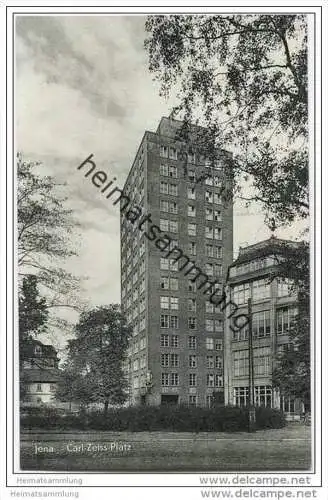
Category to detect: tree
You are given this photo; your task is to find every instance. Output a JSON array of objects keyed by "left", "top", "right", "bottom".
[
  {"left": 19, "top": 275, "right": 49, "bottom": 365},
  {"left": 19, "top": 275, "right": 49, "bottom": 398},
  {"left": 17, "top": 152, "right": 81, "bottom": 307},
  {"left": 145, "top": 14, "right": 308, "bottom": 226},
  {"left": 59, "top": 305, "right": 132, "bottom": 415},
  {"left": 272, "top": 242, "right": 310, "bottom": 409}
]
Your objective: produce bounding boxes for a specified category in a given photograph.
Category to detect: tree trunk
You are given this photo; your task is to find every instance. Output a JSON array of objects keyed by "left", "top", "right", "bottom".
[{"left": 103, "top": 398, "right": 109, "bottom": 417}]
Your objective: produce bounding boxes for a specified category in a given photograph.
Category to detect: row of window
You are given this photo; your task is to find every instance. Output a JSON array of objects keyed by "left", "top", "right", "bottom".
[
  {"left": 160, "top": 183, "right": 222, "bottom": 205},
  {"left": 234, "top": 386, "right": 272, "bottom": 408},
  {"left": 231, "top": 278, "right": 293, "bottom": 305},
  {"left": 160, "top": 334, "right": 223, "bottom": 351},
  {"left": 232, "top": 307, "right": 298, "bottom": 341},
  {"left": 161, "top": 373, "right": 223, "bottom": 387},
  {"left": 160, "top": 353, "right": 222, "bottom": 370},
  {"left": 160, "top": 202, "right": 222, "bottom": 222},
  {"left": 233, "top": 347, "right": 271, "bottom": 378},
  {"left": 159, "top": 145, "right": 224, "bottom": 172}
]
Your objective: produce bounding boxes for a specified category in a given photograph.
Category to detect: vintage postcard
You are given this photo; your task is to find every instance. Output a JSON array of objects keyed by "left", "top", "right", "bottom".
[{"left": 0, "top": 2, "right": 326, "bottom": 500}]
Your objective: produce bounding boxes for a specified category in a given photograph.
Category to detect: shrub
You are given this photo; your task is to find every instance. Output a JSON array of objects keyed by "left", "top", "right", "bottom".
[{"left": 20, "top": 405, "right": 286, "bottom": 432}]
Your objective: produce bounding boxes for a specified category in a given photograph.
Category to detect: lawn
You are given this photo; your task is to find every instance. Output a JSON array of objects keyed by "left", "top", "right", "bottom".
[{"left": 20, "top": 424, "right": 311, "bottom": 472}]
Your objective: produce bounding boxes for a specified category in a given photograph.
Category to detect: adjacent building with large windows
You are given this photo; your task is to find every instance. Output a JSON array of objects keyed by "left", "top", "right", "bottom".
[
  {"left": 223, "top": 237, "right": 303, "bottom": 420},
  {"left": 120, "top": 116, "right": 233, "bottom": 406}
]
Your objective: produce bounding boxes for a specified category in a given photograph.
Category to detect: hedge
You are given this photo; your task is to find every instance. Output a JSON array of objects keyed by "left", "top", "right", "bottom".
[{"left": 20, "top": 405, "right": 286, "bottom": 432}]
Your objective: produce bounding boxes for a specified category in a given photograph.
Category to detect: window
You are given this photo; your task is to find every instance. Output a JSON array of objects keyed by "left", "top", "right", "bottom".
[
  {"left": 215, "top": 339, "right": 223, "bottom": 351},
  {"left": 189, "top": 395, "right": 197, "bottom": 407},
  {"left": 205, "top": 190, "right": 213, "bottom": 203},
  {"left": 188, "top": 336, "right": 197, "bottom": 349},
  {"left": 160, "top": 219, "right": 169, "bottom": 232},
  {"left": 189, "top": 355, "right": 197, "bottom": 368},
  {"left": 161, "top": 373, "right": 169, "bottom": 386},
  {"left": 214, "top": 210, "right": 221, "bottom": 221},
  {"left": 170, "top": 316, "right": 179, "bottom": 328},
  {"left": 34, "top": 345, "right": 42, "bottom": 356},
  {"left": 206, "top": 263, "right": 214, "bottom": 276},
  {"left": 206, "top": 319, "right": 214, "bottom": 332},
  {"left": 171, "top": 335, "right": 179, "bottom": 348},
  {"left": 50, "top": 384, "right": 56, "bottom": 392},
  {"left": 215, "top": 356, "right": 222, "bottom": 370},
  {"left": 160, "top": 164, "right": 168, "bottom": 176},
  {"left": 214, "top": 228, "right": 222, "bottom": 240},
  {"left": 188, "top": 170, "right": 196, "bottom": 182},
  {"left": 169, "top": 165, "right": 177, "bottom": 177},
  {"left": 188, "top": 298, "right": 196, "bottom": 312},
  {"left": 160, "top": 182, "right": 168, "bottom": 194},
  {"left": 214, "top": 264, "right": 222, "bottom": 277},
  {"left": 170, "top": 354, "right": 179, "bottom": 368},
  {"left": 36, "top": 383, "right": 42, "bottom": 392},
  {"left": 206, "top": 245, "right": 214, "bottom": 257},
  {"left": 214, "top": 319, "right": 223, "bottom": 332},
  {"left": 254, "top": 347, "right": 271, "bottom": 376},
  {"left": 233, "top": 350, "right": 248, "bottom": 377},
  {"left": 169, "top": 220, "right": 178, "bottom": 233},
  {"left": 188, "top": 279, "right": 196, "bottom": 292},
  {"left": 205, "top": 175, "right": 213, "bottom": 186},
  {"left": 234, "top": 387, "right": 248, "bottom": 407},
  {"left": 206, "top": 355, "right": 214, "bottom": 369},
  {"left": 160, "top": 314, "right": 169, "bottom": 328},
  {"left": 188, "top": 223, "right": 196, "bottom": 236},
  {"left": 170, "top": 278, "right": 178, "bottom": 290},
  {"left": 215, "top": 375, "right": 223, "bottom": 387},
  {"left": 206, "top": 337, "right": 214, "bottom": 350},
  {"left": 231, "top": 283, "right": 250, "bottom": 305},
  {"left": 255, "top": 386, "right": 272, "bottom": 407},
  {"left": 161, "top": 277, "right": 169, "bottom": 290},
  {"left": 171, "top": 373, "right": 179, "bottom": 386},
  {"left": 160, "top": 258, "right": 169, "bottom": 270},
  {"left": 252, "top": 310, "right": 271, "bottom": 337},
  {"left": 170, "top": 297, "right": 179, "bottom": 310},
  {"left": 160, "top": 145, "right": 168, "bottom": 158},
  {"left": 188, "top": 242, "right": 196, "bottom": 256},
  {"left": 189, "top": 373, "right": 197, "bottom": 386},
  {"left": 206, "top": 301, "right": 214, "bottom": 313},
  {"left": 169, "top": 201, "right": 178, "bottom": 214},
  {"left": 160, "top": 200, "right": 169, "bottom": 212},
  {"left": 252, "top": 279, "right": 271, "bottom": 301},
  {"left": 277, "top": 307, "right": 298, "bottom": 334},
  {"left": 160, "top": 334, "right": 169, "bottom": 347},
  {"left": 214, "top": 193, "right": 221, "bottom": 204},
  {"left": 187, "top": 187, "right": 196, "bottom": 200},
  {"left": 188, "top": 205, "right": 196, "bottom": 217},
  {"left": 160, "top": 296, "right": 170, "bottom": 309},
  {"left": 206, "top": 208, "right": 213, "bottom": 221},
  {"left": 277, "top": 279, "right": 294, "bottom": 297},
  {"left": 205, "top": 226, "right": 213, "bottom": 239},
  {"left": 169, "top": 184, "right": 178, "bottom": 196},
  {"left": 169, "top": 148, "right": 178, "bottom": 160},
  {"left": 188, "top": 317, "right": 197, "bottom": 329},
  {"left": 207, "top": 374, "right": 214, "bottom": 387}
]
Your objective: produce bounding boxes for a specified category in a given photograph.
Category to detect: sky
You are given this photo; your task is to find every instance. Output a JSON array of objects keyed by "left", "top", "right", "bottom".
[{"left": 16, "top": 15, "right": 306, "bottom": 343}]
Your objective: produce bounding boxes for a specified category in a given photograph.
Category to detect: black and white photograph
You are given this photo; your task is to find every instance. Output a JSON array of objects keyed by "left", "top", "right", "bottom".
[{"left": 1, "top": 2, "right": 326, "bottom": 499}]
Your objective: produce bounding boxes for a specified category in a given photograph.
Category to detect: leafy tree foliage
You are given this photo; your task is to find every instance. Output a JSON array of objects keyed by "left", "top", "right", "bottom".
[
  {"left": 17, "top": 152, "right": 81, "bottom": 302},
  {"left": 145, "top": 14, "right": 308, "bottom": 226},
  {"left": 58, "top": 305, "right": 132, "bottom": 415},
  {"left": 272, "top": 242, "right": 310, "bottom": 408}
]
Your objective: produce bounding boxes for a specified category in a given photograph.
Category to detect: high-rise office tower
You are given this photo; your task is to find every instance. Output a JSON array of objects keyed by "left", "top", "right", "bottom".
[{"left": 120, "top": 117, "right": 233, "bottom": 406}]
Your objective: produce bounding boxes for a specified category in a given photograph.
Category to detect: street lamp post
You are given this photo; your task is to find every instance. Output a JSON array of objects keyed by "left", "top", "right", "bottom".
[{"left": 248, "top": 298, "right": 256, "bottom": 432}]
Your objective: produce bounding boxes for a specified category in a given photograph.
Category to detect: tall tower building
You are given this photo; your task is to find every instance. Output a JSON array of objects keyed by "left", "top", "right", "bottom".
[{"left": 120, "top": 117, "right": 233, "bottom": 406}]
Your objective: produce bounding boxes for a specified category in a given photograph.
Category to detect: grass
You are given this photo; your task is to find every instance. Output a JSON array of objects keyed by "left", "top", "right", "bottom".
[{"left": 20, "top": 424, "right": 311, "bottom": 472}]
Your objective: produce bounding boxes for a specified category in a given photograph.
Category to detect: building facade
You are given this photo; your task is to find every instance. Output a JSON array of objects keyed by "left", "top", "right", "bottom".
[
  {"left": 224, "top": 237, "right": 303, "bottom": 420},
  {"left": 121, "top": 117, "right": 233, "bottom": 406},
  {"left": 21, "top": 340, "right": 61, "bottom": 405}
]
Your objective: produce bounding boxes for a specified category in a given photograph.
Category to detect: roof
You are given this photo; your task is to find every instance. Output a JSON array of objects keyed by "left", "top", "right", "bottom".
[
  {"left": 22, "top": 368, "right": 62, "bottom": 383},
  {"left": 23, "top": 339, "right": 59, "bottom": 359},
  {"left": 230, "top": 236, "right": 302, "bottom": 267}
]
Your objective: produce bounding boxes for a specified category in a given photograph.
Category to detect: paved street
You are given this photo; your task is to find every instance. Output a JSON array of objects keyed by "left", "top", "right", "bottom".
[{"left": 20, "top": 424, "right": 311, "bottom": 472}]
